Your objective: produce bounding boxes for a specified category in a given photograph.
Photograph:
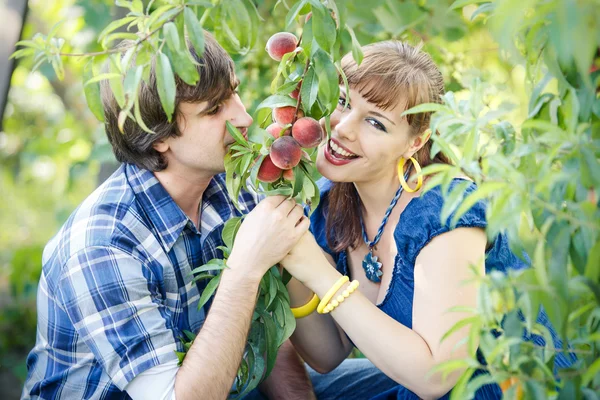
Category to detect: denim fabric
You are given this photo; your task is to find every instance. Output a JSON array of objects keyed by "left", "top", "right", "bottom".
[
  {"left": 310, "top": 178, "right": 574, "bottom": 399},
  {"left": 243, "top": 359, "right": 398, "bottom": 400}
]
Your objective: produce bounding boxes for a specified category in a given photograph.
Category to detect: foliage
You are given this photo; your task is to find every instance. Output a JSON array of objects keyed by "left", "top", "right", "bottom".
[{"left": 3, "top": 0, "right": 599, "bottom": 398}]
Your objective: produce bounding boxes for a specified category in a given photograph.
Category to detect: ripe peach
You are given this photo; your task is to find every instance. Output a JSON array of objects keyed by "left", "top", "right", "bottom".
[
  {"left": 289, "top": 80, "right": 302, "bottom": 99},
  {"left": 257, "top": 155, "right": 283, "bottom": 182},
  {"left": 292, "top": 117, "right": 323, "bottom": 148},
  {"left": 283, "top": 168, "right": 294, "bottom": 181},
  {"left": 266, "top": 123, "right": 290, "bottom": 139},
  {"left": 270, "top": 136, "right": 302, "bottom": 170},
  {"left": 273, "top": 106, "right": 303, "bottom": 126},
  {"left": 266, "top": 32, "right": 298, "bottom": 62}
]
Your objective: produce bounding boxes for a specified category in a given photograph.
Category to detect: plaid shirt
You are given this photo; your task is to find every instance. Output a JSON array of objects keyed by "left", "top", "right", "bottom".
[{"left": 22, "top": 163, "right": 261, "bottom": 399}]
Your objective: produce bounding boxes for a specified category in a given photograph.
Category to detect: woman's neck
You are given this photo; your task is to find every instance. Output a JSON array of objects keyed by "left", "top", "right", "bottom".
[{"left": 353, "top": 173, "right": 404, "bottom": 223}]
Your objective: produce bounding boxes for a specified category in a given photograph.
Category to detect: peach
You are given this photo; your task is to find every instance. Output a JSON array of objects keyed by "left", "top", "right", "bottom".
[
  {"left": 292, "top": 117, "right": 323, "bottom": 148},
  {"left": 283, "top": 168, "right": 294, "bottom": 181},
  {"left": 257, "top": 155, "right": 283, "bottom": 183},
  {"left": 266, "top": 32, "right": 298, "bottom": 62},
  {"left": 270, "top": 136, "right": 302, "bottom": 170},
  {"left": 273, "top": 106, "right": 303, "bottom": 126},
  {"left": 266, "top": 123, "right": 290, "bottom": 139},
  {"left": 289, "top": 80, "right": 301, "bottom": 99}
]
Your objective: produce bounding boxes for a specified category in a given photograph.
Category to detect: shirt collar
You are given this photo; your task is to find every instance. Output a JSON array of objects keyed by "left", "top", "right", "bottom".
[
  {"left": 125, "top": 163, "right": 191, "bottom": 252},
  {"left": 125, "top": 164, "right": 238, "bottom": 252}
]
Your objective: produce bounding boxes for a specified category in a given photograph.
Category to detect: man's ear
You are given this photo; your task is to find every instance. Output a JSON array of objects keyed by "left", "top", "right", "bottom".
[
  {"left": 405, "top": 129, "right": 431, "bottom": 158},
  {"left": 153, "top": 139, "right": 169, "bottom": 153}
]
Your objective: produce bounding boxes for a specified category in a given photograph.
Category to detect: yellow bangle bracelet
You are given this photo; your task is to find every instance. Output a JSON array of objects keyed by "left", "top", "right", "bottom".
[
  {"left": 317, "top": 276, "right": 350, "bottom": 314},
  {"left": 290, "top": 293, "right": 319, "bottom": 318},
  {"left": 322, "top": 280, "right": 360, "bottom": 314}
]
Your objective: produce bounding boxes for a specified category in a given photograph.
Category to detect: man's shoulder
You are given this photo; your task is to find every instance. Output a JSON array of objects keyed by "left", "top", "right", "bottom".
[{"left": 43, "top": 166, "right": 148, "bottom": 272}]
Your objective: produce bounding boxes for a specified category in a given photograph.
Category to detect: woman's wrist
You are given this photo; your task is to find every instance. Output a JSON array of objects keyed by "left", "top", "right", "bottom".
[{"left": 307, "top": 268, "right": 344, "bottom": 300}]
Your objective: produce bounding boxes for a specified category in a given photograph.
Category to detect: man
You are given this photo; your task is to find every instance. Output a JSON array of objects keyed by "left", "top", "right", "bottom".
[{"left": 22, "top": 32, "right": 312, "bottom": 399}]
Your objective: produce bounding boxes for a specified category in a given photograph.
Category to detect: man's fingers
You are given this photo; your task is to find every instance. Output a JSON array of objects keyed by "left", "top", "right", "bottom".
[
  {"left": 294, "top": 215, "right": 310, "bottom": 233},
  {"left": 260, "top": 195, "right": 288, "bottom": 209},
  {"left": 288, "top": 203, "right": 305, "bottom": 222},
  {"left": 277, "top": 197, "right": 297, "bottom": 215}
]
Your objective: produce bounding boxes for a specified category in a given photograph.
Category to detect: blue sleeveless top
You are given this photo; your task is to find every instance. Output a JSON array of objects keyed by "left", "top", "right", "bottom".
[{"left": 309, "top": 178, "right": 573, "bottom": 400}]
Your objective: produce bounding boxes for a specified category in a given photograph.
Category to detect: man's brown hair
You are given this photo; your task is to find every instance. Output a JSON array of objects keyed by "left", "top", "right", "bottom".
[{"left": 101, "top": 31, "right": 237, "bottom": 171}]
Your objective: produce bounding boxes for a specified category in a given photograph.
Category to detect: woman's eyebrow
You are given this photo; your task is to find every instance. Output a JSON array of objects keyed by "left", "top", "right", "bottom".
[{"left": 368, "top": 110, "right": 396, "bottom": 125}]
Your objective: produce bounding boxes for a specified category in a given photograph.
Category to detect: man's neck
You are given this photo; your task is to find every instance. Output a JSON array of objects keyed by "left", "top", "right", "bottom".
[{"left": 153, "top": 167, "right": 215, "bottom": 227}]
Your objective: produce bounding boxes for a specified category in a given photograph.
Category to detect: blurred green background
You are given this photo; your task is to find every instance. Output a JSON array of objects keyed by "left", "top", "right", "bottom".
[{"left": 0, "top": 0, "right": 549, "bottom": 398}]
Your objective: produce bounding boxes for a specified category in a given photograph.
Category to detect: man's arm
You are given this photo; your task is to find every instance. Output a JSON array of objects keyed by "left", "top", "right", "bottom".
[
  {"left": 175, "top": 196, "right": 310, "bottom": 399},
  {"left": 258, "top": 340, "right": 316, "bottom": 400},
  {"left": 174, "top": 263, "right": 260, "bottom": 399}
]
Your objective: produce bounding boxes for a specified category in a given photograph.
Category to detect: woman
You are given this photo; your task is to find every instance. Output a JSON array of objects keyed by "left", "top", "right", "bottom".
[{"left": 280, "top": 41, "right": 571, "bottom": 399}]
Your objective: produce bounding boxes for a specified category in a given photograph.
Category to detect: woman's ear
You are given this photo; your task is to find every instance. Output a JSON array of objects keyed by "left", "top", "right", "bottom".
[{"left": 405, "top": 129, "right": 432, "bottom": 158}]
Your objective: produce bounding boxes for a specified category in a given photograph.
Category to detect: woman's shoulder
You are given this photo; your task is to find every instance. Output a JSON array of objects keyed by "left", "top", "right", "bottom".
[{"left": 394, "top": 177, "right": 487, "bottom": 262}]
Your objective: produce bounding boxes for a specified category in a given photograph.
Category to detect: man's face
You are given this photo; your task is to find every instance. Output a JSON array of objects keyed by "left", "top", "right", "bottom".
[{"left": 154, "top": 86, "right": 253, "bottom": 177}]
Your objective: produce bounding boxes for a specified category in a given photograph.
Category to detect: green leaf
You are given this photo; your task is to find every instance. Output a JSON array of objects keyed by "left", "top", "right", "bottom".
[
  {"left": 313, "top": 49, "right": 339, "bottom": 113},
  {"left": 312, "top": 3, "right": 336, "bottom": 52},
  {"left": 440, "top": 316, "right": 479, "bottom": 344},
  {"left": 197, "top": 273, "right": 221, "bottom": 310},
  {"left": 451, "top": 182, "right": 506, "bottom": 227},
  {"left": 222, "top": 217, "right": 242, "bottom": 249},
  {"left": 262, "top": 314, "right": 279, "bottom": 378},
  {"left": 226, "top": 121, "right": 249, "bottom": 147},
  {"left": 163, "top": 22, "right": 180, "bottom": 52},
  {"left": 192, "top": 272, "right": 215, "bottom": 282},
  {"left": 163, "top": 45, "right": 199, "bottom": 86},
  {"left": 582, "top": 357, "right": 600, "bottom": 386},
  {"left": 83, "top": 60, "right": 105, "bottom": 122},
  {"left": 300, "top": 66, "right": 319, "bottom": 112},
  {"left": 585, "top": 238, "right": 600, "bottom": 282},
  {"left": 184, "top": 7, "right": 205, "bottom": 55},
  {"left": 98, "top": 17, "right": 137, "bottom": 43},
  {"left": 285, "top": 0, "right": 307, "bottom": 28},
  {"left": 402, "top": 103, "right": 448, "bottom": 116},
  {"left": 191, "top": 259, "right": 227, "bottom": 275},
  {"left": 450, "top": 0, "right": 491, "bottom": 9},
  {"left": 156, "top": 52, "right": 176, "bottom": 122},
  {"left": 346, "top": 25, "right": 363, "bottom": 65},
  {"left": 108, "top": 56, "right": 125, "bottom": 108},
  {"left": 256, "top": 95, "right": 298, "bottom": 110}
]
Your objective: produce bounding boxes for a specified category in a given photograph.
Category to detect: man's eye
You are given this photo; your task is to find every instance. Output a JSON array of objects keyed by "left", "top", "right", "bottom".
[
  {"left": 337, "top": 96, "right": 350, "bottom": 109},
  {"left": 207, "top": 105, "right": 221, "bottom": 115}
]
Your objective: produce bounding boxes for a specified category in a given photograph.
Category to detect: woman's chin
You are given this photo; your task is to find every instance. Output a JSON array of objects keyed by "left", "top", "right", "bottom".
[{"left": 316, "top": 156, "right": 356, "bottom": 183}]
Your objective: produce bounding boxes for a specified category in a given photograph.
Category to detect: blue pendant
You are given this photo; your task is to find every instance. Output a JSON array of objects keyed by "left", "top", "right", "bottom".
[{"left": 362, "top": 251, "right": 383, "bottom": 283}]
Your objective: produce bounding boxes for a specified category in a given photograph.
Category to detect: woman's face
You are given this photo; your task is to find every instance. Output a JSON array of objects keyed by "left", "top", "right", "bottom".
[{"left": 316, "top": 85, "right": 417, "bottom": 185}]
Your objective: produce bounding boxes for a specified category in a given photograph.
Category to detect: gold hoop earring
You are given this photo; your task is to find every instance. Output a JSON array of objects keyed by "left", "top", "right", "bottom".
[{"left": 397, "top": 157, "right": 422, "bottom": 193}]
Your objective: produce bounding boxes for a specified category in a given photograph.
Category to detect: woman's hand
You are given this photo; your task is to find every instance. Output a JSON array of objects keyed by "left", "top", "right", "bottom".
[{"left": 280, "top": 231, "right": 331, "bottom": 286}]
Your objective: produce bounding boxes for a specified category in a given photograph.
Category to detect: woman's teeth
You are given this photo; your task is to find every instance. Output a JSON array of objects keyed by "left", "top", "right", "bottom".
[{"left": 329, "top": 140, "right": 357, "bottom": 159}]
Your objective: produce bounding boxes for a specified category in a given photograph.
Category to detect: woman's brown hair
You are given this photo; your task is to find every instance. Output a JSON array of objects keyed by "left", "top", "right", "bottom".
[{"left": 326, "top": 41, "right": 452, "bottom": 252}]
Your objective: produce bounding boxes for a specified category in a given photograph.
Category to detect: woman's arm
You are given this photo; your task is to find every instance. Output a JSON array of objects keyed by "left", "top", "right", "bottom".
[
  {"left": 283, "top": 227, "right": 486, "bottom": 399},
  {"left": 285, "top": 249, "right": 354, "bottom": 373}
]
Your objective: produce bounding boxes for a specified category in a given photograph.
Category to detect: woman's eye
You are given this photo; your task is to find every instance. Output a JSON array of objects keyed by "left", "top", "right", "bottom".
[
  {"left": 367, "top": 118, "right": 386, "bottom": 132},
  {"left": 337, "top": 96, "right": 350, "bottom": 109}
]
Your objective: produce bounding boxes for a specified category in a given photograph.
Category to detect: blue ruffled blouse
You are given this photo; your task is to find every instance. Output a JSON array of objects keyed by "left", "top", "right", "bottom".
[{"left": 309, "top": 178, "right": 573, "bottom": 399}]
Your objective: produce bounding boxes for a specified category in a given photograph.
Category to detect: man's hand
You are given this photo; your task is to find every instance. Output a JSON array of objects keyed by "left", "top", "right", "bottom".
[{"left": 228, "top": 196, "right": 309, "bottom": 282}]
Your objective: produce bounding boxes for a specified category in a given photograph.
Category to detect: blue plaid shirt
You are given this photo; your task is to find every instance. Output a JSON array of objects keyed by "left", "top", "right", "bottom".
[{"left": 22, "top": 163, "right": 261, "bottom": 399}]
